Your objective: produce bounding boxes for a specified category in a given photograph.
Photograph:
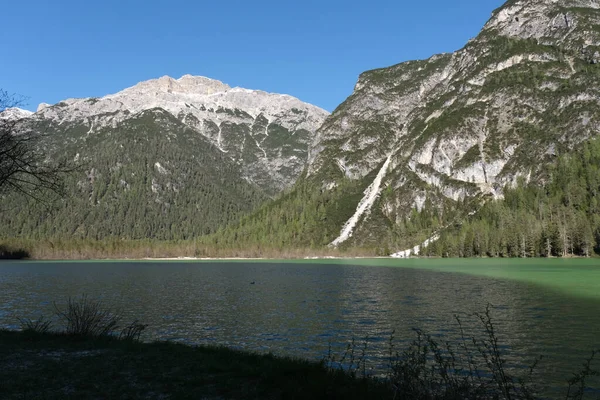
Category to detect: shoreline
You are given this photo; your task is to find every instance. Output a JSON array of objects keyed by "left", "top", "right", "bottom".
[
  {"left": 2, "top": 255, "right": 597, "bottom": 262},
  {"left": 142, "top": 255, "right": 392, "bottom": 261},
  {"left": 3, "top": 239, "right": 598, "bottom": 261}
]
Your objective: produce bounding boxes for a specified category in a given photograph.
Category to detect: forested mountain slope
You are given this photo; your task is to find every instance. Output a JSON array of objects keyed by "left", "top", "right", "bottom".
[
  {"left": 1, "top": 109, "right": 267, "bottom": 239},
  {"left": 425, "top": 138, "right": 600, "bottom": 258},
  {"left": 0, "top": 77, "right": 328, "bottom": 240}
]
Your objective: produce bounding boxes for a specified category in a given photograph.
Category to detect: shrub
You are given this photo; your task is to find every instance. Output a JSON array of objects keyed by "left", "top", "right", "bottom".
[
  {"left": 17, "top": 316, "right": 52, "bottom": 334},
  {"left": 119, "top": 320, "right": 148, "bottom": 341},
  {"left": 325, "top": 305, "right": 599, "bottom": 400},
  {"left": 54, "top": 295, "right": 121, "bottom": 337},
  {"left": 0, "top": 244, "right": 30, "bottom": 259}
]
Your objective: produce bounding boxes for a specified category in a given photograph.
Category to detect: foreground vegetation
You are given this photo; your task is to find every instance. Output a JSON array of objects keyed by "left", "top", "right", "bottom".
[
  {"left": 0, "top": 330, "right": 393, "bottom": 400},
  {"left": 2, "top": 297, "right": 599, "bottom": 399}
]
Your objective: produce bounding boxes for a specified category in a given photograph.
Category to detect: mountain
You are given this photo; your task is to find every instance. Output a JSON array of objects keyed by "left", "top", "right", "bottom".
[
  {"left": 32, "top": 75, "right": 329, "bottom": 195},
  {"left": 0, "top": 76, "right": 328, "bottom": 240},
  {"left": 211, "top": 0, "right": 600, "bottom": 254}
]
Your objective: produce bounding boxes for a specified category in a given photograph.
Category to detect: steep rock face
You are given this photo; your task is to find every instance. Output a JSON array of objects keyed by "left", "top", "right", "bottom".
[
  {"left": 21, "top": 75, "right": 329, "bottom": 195},
  {"left": 306, "top": 0, "right": 600, "bottom": 249}
]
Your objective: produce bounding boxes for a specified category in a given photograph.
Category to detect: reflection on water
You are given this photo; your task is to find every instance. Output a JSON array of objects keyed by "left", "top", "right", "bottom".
[{"left": 0, "top": 261, "right": 599, "bottom": 392}]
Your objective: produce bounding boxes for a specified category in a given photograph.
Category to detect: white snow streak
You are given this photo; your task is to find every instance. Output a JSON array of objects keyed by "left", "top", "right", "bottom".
[
  {"left": 255, "top": 138, "right": 268, "bottom": 159},
  {"left": 154, "top": 162, "right": 168, "bottom": 175},
  {"left": 391, "top": 234, "right": 440, "bottom": 258},
  {"left": 217, "top": 125, "right": 227, "bottom": 152},
  {"left": 217, "top": 125, "right": 222, "bottom": 148},
  {"left": 253, "top": 122, "right": 270, "bottom": 158},
  {"left": 330, "top": 155, "right": 392, "bottom": 247}
]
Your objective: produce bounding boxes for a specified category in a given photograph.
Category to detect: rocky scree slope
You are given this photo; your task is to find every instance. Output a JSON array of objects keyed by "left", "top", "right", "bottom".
[
  {"left": 226, "top": 0, "right": 600, "bottom": 252},
  {"left": 0, "top": 77, "right": 328, "bottom": 240}
]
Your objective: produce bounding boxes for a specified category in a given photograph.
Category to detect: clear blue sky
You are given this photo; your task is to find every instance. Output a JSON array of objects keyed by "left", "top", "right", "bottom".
[{"left": 2, "top": 0, "right": 505, "bottom": 112}]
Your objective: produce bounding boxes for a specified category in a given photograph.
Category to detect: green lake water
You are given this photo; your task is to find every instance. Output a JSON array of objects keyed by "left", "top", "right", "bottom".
[
  {"left": 318, "top": 258, "right": 600, "bottom": 300},
  {"left": 0, "top": 258, "right": 599, "bottom": 394}
]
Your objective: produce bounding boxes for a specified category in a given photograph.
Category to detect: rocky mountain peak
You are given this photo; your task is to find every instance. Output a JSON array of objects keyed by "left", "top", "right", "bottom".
[
  {"left": 36, "top": 103, "right": 52, "bottom": 112},
  {"left": 0, "top": 107, "right": 34, "bottom": 121},
  {"left": 32, "top": 74, "right": 329, "bottom": 128},
  {"left": 117, "top": 74, "right": 232, "bottom": 98},
  {"left": 482, "top": 0, "right": 600, "bottom": 46}
]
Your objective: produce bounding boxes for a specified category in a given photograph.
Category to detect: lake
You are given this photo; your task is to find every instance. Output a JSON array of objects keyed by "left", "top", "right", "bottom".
[{"left": 1, "top": 258, "right": 599, "bottom": 393}]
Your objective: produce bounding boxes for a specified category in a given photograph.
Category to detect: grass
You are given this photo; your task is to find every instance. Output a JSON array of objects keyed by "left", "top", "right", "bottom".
[
  {"left": 3, "top": 311, "right": 598, "bottom": 399},
  {"left": 323, "top": 305, "right": 600, "bottom": 400},
  {"left": 0, "top": 330, "right": 390, "bottom": 400}
]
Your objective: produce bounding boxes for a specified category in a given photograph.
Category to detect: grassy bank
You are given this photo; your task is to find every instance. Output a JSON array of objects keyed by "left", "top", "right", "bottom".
[
  {"left": 0, "top": 330, "right": 390, "bottom": 400},
  {"left": 4, "top": 237, "right": 600, "bottom": 261},
  {"left": 3, "top": 327, "right": 599, "bottom": 400}
]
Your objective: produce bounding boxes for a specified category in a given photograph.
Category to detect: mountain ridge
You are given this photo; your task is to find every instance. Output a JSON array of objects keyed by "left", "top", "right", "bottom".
[{"left": 34, "top": 74, "right": 329, "bottom": 129}]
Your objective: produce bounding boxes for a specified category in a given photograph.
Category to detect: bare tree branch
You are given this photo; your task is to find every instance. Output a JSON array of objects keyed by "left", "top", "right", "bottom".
[{"left": 0, "top": 89, "right": 78, "bottom": 203}]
